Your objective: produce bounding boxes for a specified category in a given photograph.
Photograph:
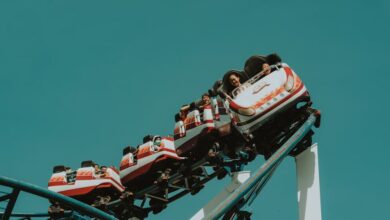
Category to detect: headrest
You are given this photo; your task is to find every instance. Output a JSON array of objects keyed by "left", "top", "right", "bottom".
[
  {"left": 53, "top": 165, "right": 66, "bottom": 173},
  {"left": 123, "top": 146, "right": 131, "bottom": 155},
  {"left": 143, "top": 135, "right": 153, "bottom": 143},
  {"left": 212, "top": 80, "right": 223, "bottom": 95},
  {"left": 174, "top": 113, "right": 181, "bottom": 122},
  {"left": 208, "top": 89, "right": 217, "bottom": 97},
  {"left": 189, "top": 102, "right": 197, "bottom": 111},
  {"left": 81, "top": 160, "right": 94, "bottom": 168}
]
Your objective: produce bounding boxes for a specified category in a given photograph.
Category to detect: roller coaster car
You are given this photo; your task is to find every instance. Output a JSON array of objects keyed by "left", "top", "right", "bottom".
[
  {"left": 48, "top": 161, "right": 124, "bottom": 204},
  {"left": 221, "top": 63, "right": 311, "bottom": 139},
  {"left": 173, "top": 94, "right": 232, "bottom": 158},
  {"left": 120, "top": 136, "right": 184, "bottom": 190}
]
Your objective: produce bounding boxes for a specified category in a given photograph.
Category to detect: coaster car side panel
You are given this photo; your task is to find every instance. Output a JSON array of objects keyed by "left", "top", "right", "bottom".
[
  {"left": 120, "top": 138, "right": 183, "bottom": 186},
  {"left": 48, "top": 167, "right": 124, "bottom": 197}
]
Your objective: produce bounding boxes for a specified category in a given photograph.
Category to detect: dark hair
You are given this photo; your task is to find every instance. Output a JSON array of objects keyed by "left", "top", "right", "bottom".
[
  {"left": 244, "top": 55, "right": 267, "bottom": 77},
  {"left": 81, "top": 160, "right": 95, "bottom": 168},
  {"left": 53, "top": 165, "right": 66, "bottom": 173},
  {"left": 222, "top": 70, "right": 247, "bottom": 94},
  {"left": 143, "top": 135, "right": 154, "bottom": 143},
  {"left": 202, "top": 93, "right": 210, "bottom": 99},
  {"left": 266, "top": 53, "right": 282, "bottom": 65},
  {"left": 228, "top": 71, "right": 241, "bottom": 78},
  {"left": 174, "top": 113, "right": 181, "bottom": 122},
  {"left": 244, "top": 53, "right": 282, "bottom": 77}
]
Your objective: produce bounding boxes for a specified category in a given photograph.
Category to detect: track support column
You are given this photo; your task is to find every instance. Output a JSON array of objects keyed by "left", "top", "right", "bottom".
[{"left": 295, "top": 143, "right": 322, "bottom": 220}]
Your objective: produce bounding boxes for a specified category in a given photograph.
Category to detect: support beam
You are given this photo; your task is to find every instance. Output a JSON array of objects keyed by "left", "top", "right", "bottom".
[
  {"left": 0, "top": 194, "right": 12, "bottom": 202},
  {"left": 191, "top": 171, "right": 251, "bottom": 220},
  {"left": 2, "top": 189, "right": 20, "bottom": 220},
  {"left": 295, "top": 143, "right": 322, "bottom": 220}
]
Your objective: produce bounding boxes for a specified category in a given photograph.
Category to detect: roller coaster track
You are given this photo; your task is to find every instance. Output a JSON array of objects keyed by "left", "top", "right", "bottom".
[{"left": 0, "top": 112, "right": 319, "bottom": 220}]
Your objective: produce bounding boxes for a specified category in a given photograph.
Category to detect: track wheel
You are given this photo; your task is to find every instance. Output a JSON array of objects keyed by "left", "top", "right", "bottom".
[
  {"left": 290, "top": 130, "right": 314, "bottom": 157},
  {"left": 92, "top": 195, "right": 111, "bottom": 210},
  {"left": 190, "top": 183, "right": 204, "bottom": 195},
  {"left": 243, "top": 146, "right": 257, "bottom": 162},
  {"left": 48, "top": 201, "right": 65, "bottom": 218},
  {"left": 149, "top": 199, "right": 167, "bottom": 214},
  {"left": 217, "top": 168, "right": 228, "bottom": 180}
]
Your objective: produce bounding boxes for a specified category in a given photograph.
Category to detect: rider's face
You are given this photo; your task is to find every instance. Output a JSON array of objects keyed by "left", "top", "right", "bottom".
[
  {"left": 202, "top": 95, "right": 210, "bottom": 105},
  {"left": 262, "top": 63, "right": 271, "bottom": 74},
  {"left": 229, "top": 74, "right": 241, "bottom": 88}
]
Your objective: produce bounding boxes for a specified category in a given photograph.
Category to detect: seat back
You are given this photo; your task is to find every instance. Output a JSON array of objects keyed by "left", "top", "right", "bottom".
[
  {"left": 211, "top": 98, "right": 220, "bottom": 120},
  {"left": 202, "top": 105, "right": 215, "bottom": 128},
  {"left": 184, "top": 109, "right": 201, "bottom": 130},
  {"left": 174, "top": 121, "right": 186, "bottom": 139},
  {"left": 120, "top": 153, "right": 135, "bottom": 170},
  {"left": 48, "top": 172, "right": 67, "bottom": 186},
  {"left": 76, "top": 167, "right": 95, "bottom": 180},
  {"left": 161, "top": 138, "right": 175, "bottom": 151},
  {"left": 137, "top": 142, "right": 153, "bottom": 159}
]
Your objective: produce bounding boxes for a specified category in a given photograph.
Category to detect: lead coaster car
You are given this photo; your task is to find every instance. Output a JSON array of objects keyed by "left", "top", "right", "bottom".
[{"left": 222, "top": 63, "right": 311, "bottom": 140}]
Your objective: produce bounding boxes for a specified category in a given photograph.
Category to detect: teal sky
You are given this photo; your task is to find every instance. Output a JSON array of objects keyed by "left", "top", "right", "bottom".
[{"left": 1, "top": 1, "right": 389, "bottom": 219}]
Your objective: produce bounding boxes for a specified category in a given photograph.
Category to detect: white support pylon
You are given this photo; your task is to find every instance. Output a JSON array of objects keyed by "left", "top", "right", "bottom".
[
  {"left": 295, "top": 143, "right": 322, "bottom": 220},
  {"left": 191, "top": 171, "right": 251, "bottom": 220}
]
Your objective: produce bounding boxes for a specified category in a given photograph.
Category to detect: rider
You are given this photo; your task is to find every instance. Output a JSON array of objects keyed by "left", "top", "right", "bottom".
[
  {"left": 228, "top": 73, "right": 241, "bottom": 89},
  {"left": 153, "top": 136, "right": 162, "bottom": 150},
  {"left": 99, "top": 166, "right": 108, "bottom": 178},
  {"left": 198, "top": 93, "right": 211, "bottom": 111},
  {"left": 243, "top": 53, "right": 282, "bottom": 78},
  {"left": 223, "top": 70, "right": 246, "bottom": 97},
  {"left": 94, "top": 163, "right": 100, "bottom": 173}
]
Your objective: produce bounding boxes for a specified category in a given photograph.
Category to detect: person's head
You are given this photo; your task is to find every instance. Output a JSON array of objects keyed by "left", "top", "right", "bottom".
[
  {"left": 65, "top": 167, "right": 71, "bottom": 173},
  {"left": 154, "top": 136, "right": 162, "bottom": 146},
  {"left": 143, "top": 135, "right": 153, "bottom": 143},
  {"left": 244, "top": 53, "right": 282, "bottom": 77},
  {"left": 229, "top": 73, "right": 241, "bottom": 88},
  {"left": 244, "top": 55, "right": 268, "bottom": 77},
  {"left": 201, "top": 93, "right": 210, "bottom": 105},
  {"left": 94, "top": 164, "right": 99, "bottom": 171},
  {"left": 100, "top": 166, "right": 107, "bottom": 172}
]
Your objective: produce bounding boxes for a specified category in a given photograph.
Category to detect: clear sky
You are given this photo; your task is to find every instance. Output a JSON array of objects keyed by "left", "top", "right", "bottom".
[{"left": 1, "top": 1, "right": 389, "bottom": 219}]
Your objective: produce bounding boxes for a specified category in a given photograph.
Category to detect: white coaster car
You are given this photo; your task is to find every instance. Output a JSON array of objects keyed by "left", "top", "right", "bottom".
[
  {"left": 173, "top": 96, "right": 231, "bottom": 157},
  {"left": 120, "top": 136, "right": 183, "bottom": 190},
  {"left": 223, "top": 63, "right": 310, "bottom": 138},
  {"left": 48, "top": 161, "right": 124, "bottom": 204}
]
